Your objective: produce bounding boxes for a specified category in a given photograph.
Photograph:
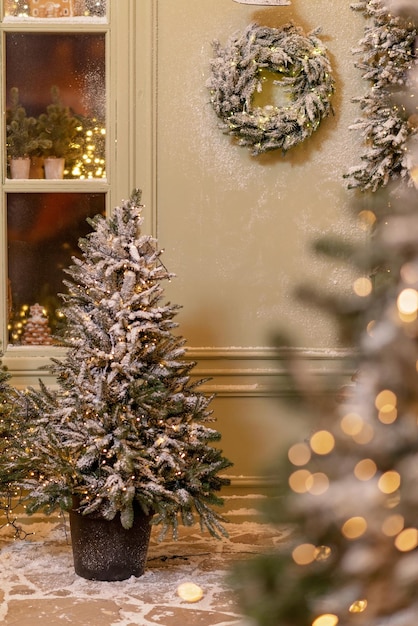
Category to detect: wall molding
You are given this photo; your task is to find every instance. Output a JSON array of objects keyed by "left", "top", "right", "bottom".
[
  {"left": 4, "top": 345, "right": 355, "bottom": 392},
  {"left": 186, "top": 346, "right": 355, "bottom": 396}
]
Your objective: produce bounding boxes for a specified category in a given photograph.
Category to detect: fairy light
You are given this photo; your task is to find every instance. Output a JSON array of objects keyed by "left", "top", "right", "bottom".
[
  {"left": 375, "top": 389, "right": 398, "bottom": 424},
  {"left": 352, "top": 422, "right": 374, "bottom": 445},
  {"left": 289, "top": 469, "right": 311, "bottom": 493},
  {"left": 395, "top": 528, "right": 418, "bottom": 552},
  {"left": 314, "top": 545, "right": 332, "bottom": 561},
  {"left": 306, "top": 472, "right": 329, "bottom": 495},
  {"left": 312, "top": 615, "right": 339, "bottom": 626},
  {"left": 288, "top": 442, "right": 311, "bottom": 466},
  {"left": 292, "top": 543, "right": 317, "bottom": 566},
  {"left": 397, "top": 288, "right": 418, "bottom": 322},
  {"left": 340, "top": 412, "right": 364, "bottom": 436},
  {"left": 70, "top": 121, "right": 106, "bottom": 180},
  {"left": 358, "top": 210, "right": 377, "bottom": 230},
  {"left": 310, "top": 430, "right": 335, "bottom": 455},
  {"left": 353, "top": 277, "right": 373, "bottom": 297},
  {"left": 341, "top": 516, "right": 367, "bottom": 539},
  {"left": 378, "top": 471, "right": 401, "bottom": 494},
  {"left": 349, "top": 600, "right": 367, "bottom": 614},
  {"left": 354, "top": 458, "right": 377, "bottom": 481},
  {"left": 382, "top": 514, "right": 404, "bottom": 537}
]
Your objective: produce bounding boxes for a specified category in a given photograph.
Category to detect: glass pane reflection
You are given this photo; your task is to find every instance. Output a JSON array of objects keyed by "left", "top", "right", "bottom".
[
  {"left": 6, "top": 33, "right": 106, "bottom": 179},
  {"left": 4, "top": 1, "right": 107, "bottom": 19},
  {"left": 7, "top": 193, "right": 105, "bottom": 345}
]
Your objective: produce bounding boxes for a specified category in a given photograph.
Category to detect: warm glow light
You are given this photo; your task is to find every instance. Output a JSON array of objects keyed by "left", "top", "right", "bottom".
[
  {"left": 288, "top": 442, "right": 311, "bottom": 466},
  {"left": 342, "top": 516, "right": 367, "bottom": 539},
  {"left": 397, "top": 288, "right": 418, "bottom": 314},
  {"left": 375, "top": 390, "right": 398, "bottom": 424},
  {"left": 354, "top": 458, "right": 377, "bottom": 481},
  {"left": 306, "top": 472, "right": 329, "bottom": 495},
  {"left": 177, "top": 582, "right": 204, "bottom": 602},
  {"left": 358, "top": 210, "right": 376, "bottom": 229},
  {"left": 395, "top": 528, "right": 418, "bottom": 552},
  {"left": 378, "top": 406, "right": 398, "bottom": 424},
  {"left": 349, "top": 599, "right": 368, "bottom": 614},
  {"left": 289, "top": 469, "right": 311, "bottom": 493},
  {"left": 375, "top": 389, "right": 397, "bottom": 410},
  {"left": 310, "top": 431, "right": 335, "bottom": 455},
  {"left": 378, "top": 471, "right": 401, "bottom": 494},
  {"left": 314, "top": 545, "right": 332, "bottom": 561},
  {"left": 353, "top": 277, "right": 372, "bottom": 297},
  {"left": 292, "top": 543, "right": 316, "bottom": 565},
  {"left": 352, "top": 423, "right": 374, "bottom": 444},
  {"left": 382, "top": 514, "right": 404, "bottom": 537},
  {"left": 340, "top": 412, "right": 364, "bottom": 436},
  {"left": 400, "top": 262, "right": 418, "bottom": 284},
  {"left": 312, "top": 614, "right": 339, "bottom": 626}
]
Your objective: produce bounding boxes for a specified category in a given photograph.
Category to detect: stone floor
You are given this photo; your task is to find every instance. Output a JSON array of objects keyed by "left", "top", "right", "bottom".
[{"left": 0, "top": 511, "right": 287, "bottom": 626}]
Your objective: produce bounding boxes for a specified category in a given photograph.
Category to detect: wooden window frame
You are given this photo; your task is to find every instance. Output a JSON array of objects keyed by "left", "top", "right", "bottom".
[{"left": 0, "top": 0, "right": 156, "bottom": 385}]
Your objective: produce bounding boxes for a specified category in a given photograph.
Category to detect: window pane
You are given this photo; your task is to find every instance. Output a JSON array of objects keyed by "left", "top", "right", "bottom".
[
  {"left": 4, "top": 1, "right": 107, "bottom": 19},
  {"left": 7, "top": 193, "right": 105, "bottom": 344},
  {"left": 6, "top": 33, "right": 106, "bottom": 179}
]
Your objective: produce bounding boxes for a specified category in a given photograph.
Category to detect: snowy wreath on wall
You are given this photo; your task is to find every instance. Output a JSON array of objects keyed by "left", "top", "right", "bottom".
[{"left": 207, "top": 22, "right": 335, "bottom": 155}]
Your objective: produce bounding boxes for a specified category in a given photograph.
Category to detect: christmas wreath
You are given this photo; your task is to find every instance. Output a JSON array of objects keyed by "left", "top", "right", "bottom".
[{"left": 207, "top": 22, "right": 335, "bottom": 155}]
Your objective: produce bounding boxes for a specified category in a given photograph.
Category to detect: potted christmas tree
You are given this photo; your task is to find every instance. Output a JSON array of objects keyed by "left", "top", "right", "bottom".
[
  {"left": 6, "top": 87, "right": 52, "bottom": 179},
  {"left": 37, "top": 86, "right": 82, "bottom": 179},
  {"left": 16, "top": 190, "right": 232, "bottom": 581}
]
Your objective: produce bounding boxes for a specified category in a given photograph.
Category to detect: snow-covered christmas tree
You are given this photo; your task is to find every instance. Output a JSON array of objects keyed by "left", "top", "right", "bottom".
[
  {"left": 18, "top": 190, "right": 231, "bottom": 536},
  {"left": 234, "top": 2, "right": 418, "bottom": 625},
  {"left": 345, "top": 0, "right": 418, "bottom": 192},
  {"left": 0, "top": 350, "right": 21, "bottom": 491},
  {"left": 0, "top": 349, "right": 32, "bottom": 538}
]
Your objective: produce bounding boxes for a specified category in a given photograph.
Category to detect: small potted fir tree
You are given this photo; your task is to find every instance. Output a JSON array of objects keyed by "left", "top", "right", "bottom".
[
  {"left": 6, "top": 87, "right": 52, "bottom": 179},
  {"left": 37, "top": 86, "right": 82, "bottom": 179},
  {"left": 11, "top": 190, "right": 232, "bottom": 581}
]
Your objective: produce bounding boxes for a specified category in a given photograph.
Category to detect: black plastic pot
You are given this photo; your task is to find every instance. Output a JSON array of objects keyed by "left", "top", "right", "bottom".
[{"left": 69, "top": 500, "right": 153, "bottom": 581}]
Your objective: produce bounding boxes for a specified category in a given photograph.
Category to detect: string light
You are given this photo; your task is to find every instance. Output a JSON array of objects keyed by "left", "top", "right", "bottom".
[
  {"left": 310, "top": 430, "right": 335, "bottom": 455},
  {"left": 395, "top": 528, "right": 418, "bottom": 552},
  {"left": 341, "top": 516, "right": 367, "bottom": 540},
  {"left": 349, "top": 599, "right": 367, "bottom": 614},
  {"left": 312, "top": 615, "right": 339, "bottom": 626}
]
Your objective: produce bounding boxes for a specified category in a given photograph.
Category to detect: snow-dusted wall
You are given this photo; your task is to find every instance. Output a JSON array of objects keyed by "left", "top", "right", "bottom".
[
  {"left": 155, "top": 0, "right": 365, "bottom": 350},
  {"left": 149, "top": 1, "right": 366, "bottom": 484}
]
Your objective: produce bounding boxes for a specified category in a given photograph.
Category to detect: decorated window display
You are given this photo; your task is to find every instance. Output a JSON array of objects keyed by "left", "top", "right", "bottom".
[
  {"left": 5, "top": 33, "right": 106, "bottom": 180},
  {"left": 4, "top": 0, "right": 107, "bottom": 18}
]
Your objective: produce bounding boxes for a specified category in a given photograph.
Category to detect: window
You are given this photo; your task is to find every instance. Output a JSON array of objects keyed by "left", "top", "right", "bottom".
[{"left": 1, "top": 0, "right": 151, "bottom": 367}]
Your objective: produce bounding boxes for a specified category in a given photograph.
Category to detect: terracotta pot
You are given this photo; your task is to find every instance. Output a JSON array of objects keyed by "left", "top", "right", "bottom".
[
  {"left": 69, "top": 500, "right": 153, "bottom": 581},
  {"left": 10, "top": 157, "right": 30, "bottom": 179},
  {"left": 44, "top": 157, "right": 65, "bottom": 179}
]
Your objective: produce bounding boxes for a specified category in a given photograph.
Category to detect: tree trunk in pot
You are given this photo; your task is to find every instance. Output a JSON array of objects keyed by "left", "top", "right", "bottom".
[{"left": 69, "top": 500, "right": 153, "bottom": 581}]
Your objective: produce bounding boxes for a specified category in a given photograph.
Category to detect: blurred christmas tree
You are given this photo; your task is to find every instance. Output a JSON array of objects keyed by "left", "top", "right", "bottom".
[
  {"left": 13, "top": 190, "right": 231, "bottom": 537},
  {"left": 233, "top": 2, "right": 418, "bottom": 625},
  {"left": 345, "top": 0, "right": 418, "bottom": 192}
]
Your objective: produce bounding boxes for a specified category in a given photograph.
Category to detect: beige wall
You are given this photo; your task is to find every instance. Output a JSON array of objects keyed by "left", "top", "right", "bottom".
[
  {"left": 149, "top": 1, "right": 366, "bottom": 487},
  {"left": 155, "top": 0, "right": 365, "bottom": 349}
]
